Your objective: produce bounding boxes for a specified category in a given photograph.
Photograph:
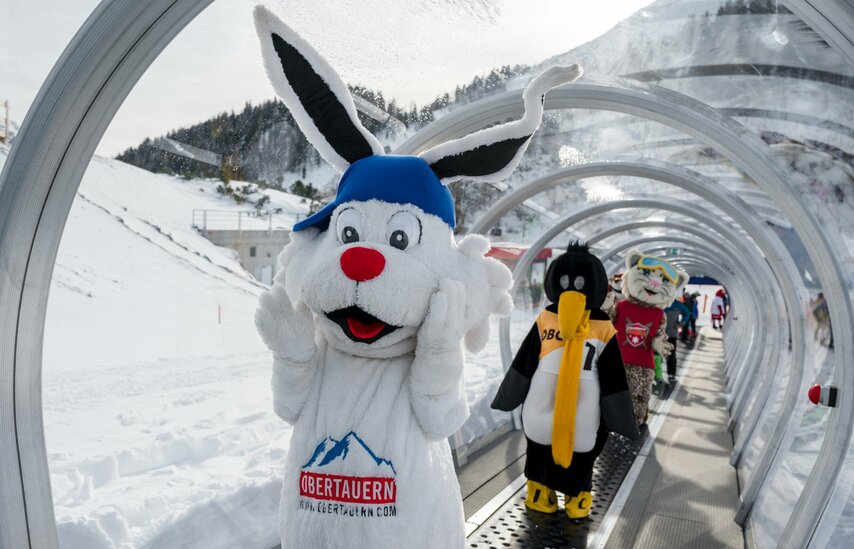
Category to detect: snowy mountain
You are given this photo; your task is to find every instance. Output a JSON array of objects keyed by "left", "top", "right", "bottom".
[{"left": 116, "top": 67, "right": 526, "bottom": 190}]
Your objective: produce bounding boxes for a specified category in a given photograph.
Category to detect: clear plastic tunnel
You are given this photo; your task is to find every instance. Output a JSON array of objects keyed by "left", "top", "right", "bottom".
[{"left": 0, "top": 1, "right": 852, "bottom": 548}]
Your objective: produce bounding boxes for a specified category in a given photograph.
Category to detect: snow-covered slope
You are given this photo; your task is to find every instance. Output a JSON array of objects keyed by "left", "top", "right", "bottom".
[
  {"left": 0, "top": 146, "right": 522, "bottom": 548},
  {"left": 14, "top": 151, "right": 300, "bottom": 548}
]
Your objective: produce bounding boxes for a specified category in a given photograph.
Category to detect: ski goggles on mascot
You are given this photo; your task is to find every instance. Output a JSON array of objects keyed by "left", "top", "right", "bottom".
[{"left": 636, "top": 255, "right": 680, "bottom": 284}]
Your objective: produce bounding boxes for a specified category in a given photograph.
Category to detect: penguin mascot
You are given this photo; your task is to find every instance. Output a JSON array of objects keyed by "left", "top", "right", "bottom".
[
  {"left": 491, "top": 243, "right": 639, "bottom": 519},
  {"left": 251, "top": 6, "right": 583, "bottom": 548}
]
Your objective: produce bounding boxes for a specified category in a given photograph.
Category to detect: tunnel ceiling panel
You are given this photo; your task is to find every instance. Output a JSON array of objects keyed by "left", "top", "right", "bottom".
[{"left": 473, "top": 0, "right": 854, "bottom": 253}]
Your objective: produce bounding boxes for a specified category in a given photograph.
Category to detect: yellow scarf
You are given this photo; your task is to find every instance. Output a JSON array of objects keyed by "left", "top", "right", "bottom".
[{"left": 552, "top": 291, "right": 590, "bottom": 468}]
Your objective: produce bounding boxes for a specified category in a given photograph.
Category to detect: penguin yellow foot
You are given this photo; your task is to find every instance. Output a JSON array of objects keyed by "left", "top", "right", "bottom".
[
  {"left": 565, "top": 491, "right": 593, "bottom": 519},
  {"left": 524, "top": 480, "right": 558, "bottom": 514}
]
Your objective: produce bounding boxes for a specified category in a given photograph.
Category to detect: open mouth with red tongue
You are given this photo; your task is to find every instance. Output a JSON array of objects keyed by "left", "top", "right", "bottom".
[{"left": 327, "top": 306, "right": 399, "bottom": 344}]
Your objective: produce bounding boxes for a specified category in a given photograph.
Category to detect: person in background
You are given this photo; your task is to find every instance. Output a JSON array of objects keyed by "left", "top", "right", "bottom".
[
  {"left": 690, "top": 295, "right": 699, "bottom": 337},
  {"left": 711, "top": 289, "right": 726, "bottom": 329},
  {"left": 812, "top": 292, "right": 834, "bottom": 349},
  {"left": 679, "top": 290, "right": 699, "bottom": 343},
  {"left": 664, "top": 298, "right": 690, "bottom": 384}
]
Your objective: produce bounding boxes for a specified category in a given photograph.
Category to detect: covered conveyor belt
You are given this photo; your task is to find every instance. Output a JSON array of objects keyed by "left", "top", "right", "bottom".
[
  {"left": 1, "top": 1, "right": 854, "bottom": 548},
  {"left": 460, "top": 329, "right": 740, "bottom": 548}
]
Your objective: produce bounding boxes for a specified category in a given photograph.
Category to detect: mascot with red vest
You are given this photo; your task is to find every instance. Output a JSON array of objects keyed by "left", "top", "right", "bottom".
[{"left": 614, "top": 251, "right": 688, "bottom": 426}]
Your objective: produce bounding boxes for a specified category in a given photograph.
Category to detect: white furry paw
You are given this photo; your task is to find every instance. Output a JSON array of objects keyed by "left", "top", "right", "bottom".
[
  {"left": 255, "top": 284, "right": 316, "bottom": 362},
  {"left": 457, "top": 234, "right": 491, "bottom": 258},
  {"left": 487, "top": 258, "right": 513, "bottom": 317},
  {"left": 464, "top": 318, "right": 491, "bottom": 353},
  {"left": 418, "top": 278, "right": 467, "bottom": 353},
  {"left": 652, "top": 334, "right": 674, "bottom": 357}
]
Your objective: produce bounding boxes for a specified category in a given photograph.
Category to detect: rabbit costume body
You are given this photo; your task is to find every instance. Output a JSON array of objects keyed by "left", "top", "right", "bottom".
[{"left": 252, "top": 7, "right": 582, "bottom": 548}]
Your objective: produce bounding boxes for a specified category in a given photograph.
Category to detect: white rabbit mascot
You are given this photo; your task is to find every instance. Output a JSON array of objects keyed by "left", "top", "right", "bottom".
[{"left": 252, "top": 6, "right": 582, "bottom": 548}]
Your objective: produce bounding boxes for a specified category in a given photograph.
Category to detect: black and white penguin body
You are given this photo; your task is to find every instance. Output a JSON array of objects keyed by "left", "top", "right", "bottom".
[{"left": 492, "top": 243, "right": 638, "bottom": 515}]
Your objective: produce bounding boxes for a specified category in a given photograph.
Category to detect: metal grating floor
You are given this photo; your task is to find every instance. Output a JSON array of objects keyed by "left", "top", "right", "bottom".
[
  {"left": 467, "top": 433, "right": 645, "bottom": 548},
  {"left": 467, "top": 348, "right": 686, "bottom": 549}
]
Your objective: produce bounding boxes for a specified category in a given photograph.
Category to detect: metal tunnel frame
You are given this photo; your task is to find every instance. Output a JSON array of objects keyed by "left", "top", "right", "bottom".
[
  {"left": 584, "top": 232, "right": 769, "bottom": 425},
  {"left": 0, "top": 1, "right": 851, "bottom": 548},
  {"left": 587, "top": 221, "right": 761, "bottom": 393},
  {"left": 494, "top": 200, "right": 786, "bottom": 509},
  {"left": 399, "top": 83, "right": 853, "bottom": 546},
  {"left": 593, "top": 228, "right": 769, "bottom": 389},
  {"left": 501, "top": 210, "right": 772, "bottom": 441},
  {"left": 0, "top": 1, "right": 216, "bottom": 546},
  {"left": 588, "top": 222, "right": 774, "bottom": 443},
  {"left": 466, "top": 161, "right": 810, "bottom": 527},
  {"left": 499, "top": 204, "right": 773, "bottom": 397}
]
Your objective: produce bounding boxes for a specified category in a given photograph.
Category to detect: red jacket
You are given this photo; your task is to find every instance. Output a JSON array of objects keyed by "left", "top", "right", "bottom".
[{"left": 615, "top": 300, "right": 664, "bottom": 369}]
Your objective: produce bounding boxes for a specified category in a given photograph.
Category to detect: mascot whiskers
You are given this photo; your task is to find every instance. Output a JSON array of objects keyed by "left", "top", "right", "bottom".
[
  {"left": 251, "top": 6, "right": 582, "bottom": 548},
  {"left": 613, "top": 251, "right": 688, "bottom": 426}
]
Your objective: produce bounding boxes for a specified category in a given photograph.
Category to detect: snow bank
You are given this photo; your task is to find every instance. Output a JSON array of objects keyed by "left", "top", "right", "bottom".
[
  {"left": 0, "top": 147, "right": 518, "bottom": 548},
  {"left": 14, "top": 151, "right": 302, "bottom": 548}
]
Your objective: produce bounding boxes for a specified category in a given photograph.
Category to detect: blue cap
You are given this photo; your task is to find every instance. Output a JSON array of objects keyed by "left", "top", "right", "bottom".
[{"left": 293, "top": 155, "right": 455, "bottom": 232}]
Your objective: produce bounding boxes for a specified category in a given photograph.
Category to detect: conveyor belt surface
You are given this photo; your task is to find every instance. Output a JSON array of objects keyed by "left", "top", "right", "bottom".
[{"left": 466, "top": 339, "right": 698, "bottom": 548}]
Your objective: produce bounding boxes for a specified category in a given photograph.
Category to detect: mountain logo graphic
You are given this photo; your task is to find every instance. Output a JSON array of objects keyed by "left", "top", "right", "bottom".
[{"left": 299, "top": 431, "right": 397, "bottom": 505}]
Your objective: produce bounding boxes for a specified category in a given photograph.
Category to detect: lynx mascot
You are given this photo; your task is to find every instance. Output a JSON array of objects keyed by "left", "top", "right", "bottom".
[
  {"left": 492, "top": 243, "right": 638, "bottom": 519},
  {"left": 614, "top": 251, "right": 688, "bottom": 425},
  {"left": 252, "top": 7, "right": 582, "bottom": 548}
]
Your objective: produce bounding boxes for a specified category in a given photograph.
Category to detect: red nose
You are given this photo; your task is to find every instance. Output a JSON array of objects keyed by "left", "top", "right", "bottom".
[{"left": 340, "top": 247, "right": 386, "bottom": 282}]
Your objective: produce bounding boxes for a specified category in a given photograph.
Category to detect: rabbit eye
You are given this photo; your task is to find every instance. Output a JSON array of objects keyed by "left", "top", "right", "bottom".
[
  {"left": 336, "top": 208, "right": 362, "bottom": 244},
  {"left": 387, "top": 211, "right": 421, "bottom": 251},
  {"left": 390, "top": 230, "right": 408, "bottom": 250},
  {"left": 342, "top": 226, "right": 359, "bottom": 243}
]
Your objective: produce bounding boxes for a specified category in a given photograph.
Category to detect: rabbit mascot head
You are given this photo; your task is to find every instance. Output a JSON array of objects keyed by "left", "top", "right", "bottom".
[
  {"left": 252, "top": 6, "right": 582, "bottom": 548},
  {"left": 255, "top": 6, "right": 582, "bottom": 357}
]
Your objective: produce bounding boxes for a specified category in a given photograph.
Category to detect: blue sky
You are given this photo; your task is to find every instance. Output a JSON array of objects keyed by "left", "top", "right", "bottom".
[{"left": 2, "top": 0, "right": 653, "bottom": 156}]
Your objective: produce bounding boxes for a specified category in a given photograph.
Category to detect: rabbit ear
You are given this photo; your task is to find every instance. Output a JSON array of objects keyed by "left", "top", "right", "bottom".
[
  {"left": 254, "top": 6, "right": 384, "bottom": 171},
  {"left": 419, "top": 64, "right": 582, "bottom": 184}
]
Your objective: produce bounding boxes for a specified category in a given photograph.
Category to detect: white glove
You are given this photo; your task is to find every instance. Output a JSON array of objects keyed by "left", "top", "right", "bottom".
[
  {"left": 255, "top": 283, "right": 316, "bottom": 363},
  {"left": 601, "top": 290, "right": 618, "bottom": 320},
  {"left": 416, "top": 278, "right": 467, "bottom": 356},
  {"left": 652, "top": 333, "right": 674, "bottom": 357},
  {"left": 456, "top": 235, "right": 513, "bottom": 353},
  {"left": 411, "top": 278, "right": 469, "bottom": 439}
]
